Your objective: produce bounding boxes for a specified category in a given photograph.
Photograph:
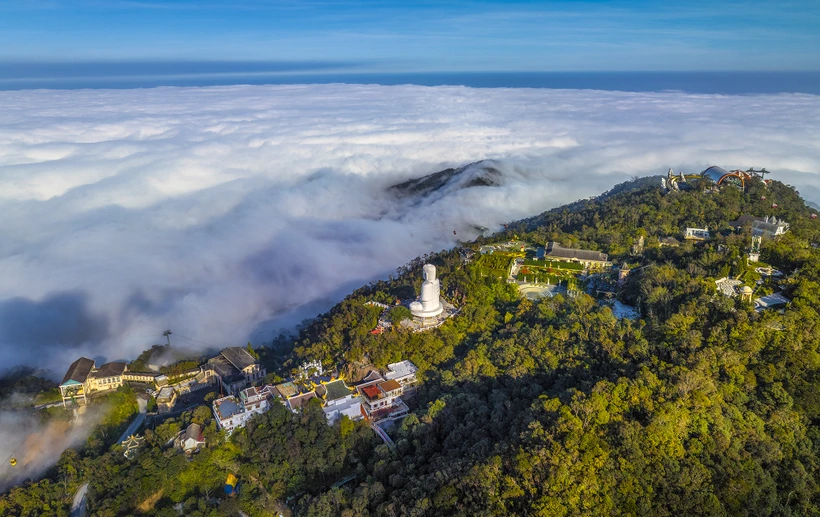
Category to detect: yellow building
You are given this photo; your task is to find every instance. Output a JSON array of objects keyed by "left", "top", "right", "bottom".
[
  {"left": 89, "top": 362, "right": 128, "bottom": 392},
  {"left": 60, "top": 358, "right": 128, "bottom": 407}
]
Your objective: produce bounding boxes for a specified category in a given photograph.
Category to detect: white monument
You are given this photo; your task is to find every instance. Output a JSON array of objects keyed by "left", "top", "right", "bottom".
[{"left": 410, "top": 264, "right": 444, "bottom": 319}]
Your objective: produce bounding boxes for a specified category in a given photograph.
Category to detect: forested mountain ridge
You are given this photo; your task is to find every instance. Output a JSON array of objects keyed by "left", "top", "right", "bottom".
[
  {"left": 292, "top": 176, "right": 820, "bottom": 516},
  {"left": 3, "top": 176, "right": 820, "bottom": 517}
]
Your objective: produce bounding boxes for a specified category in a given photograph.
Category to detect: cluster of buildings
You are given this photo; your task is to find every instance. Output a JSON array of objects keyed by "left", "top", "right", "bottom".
[
  {"left": 682, "top": 214, "right": 790, "bottom": 263},
  {"left": 120, "top": 421, "right": 206, "bottom": 459},
  {"left": 728, "top": 215, "right": 789, "bottom": 239},
  {"left": 58, "top": 346, "right": 265, "bottom": 412},
  {"left": 715, "top": 276, "right": 791, "bottom": 311},
  {"left": 211, "top": 360, "right": 418, "bottom": 435}
]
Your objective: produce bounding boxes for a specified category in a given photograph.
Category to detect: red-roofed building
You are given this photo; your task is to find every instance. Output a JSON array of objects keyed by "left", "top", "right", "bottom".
[{"left": 358, "top": 378, "right": 409, "bottom": 422}]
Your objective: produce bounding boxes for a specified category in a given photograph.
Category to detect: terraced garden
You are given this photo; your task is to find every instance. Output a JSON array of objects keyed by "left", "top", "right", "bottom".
[{"left": 474, "top": 252, "right": 515, "bottom": 279}]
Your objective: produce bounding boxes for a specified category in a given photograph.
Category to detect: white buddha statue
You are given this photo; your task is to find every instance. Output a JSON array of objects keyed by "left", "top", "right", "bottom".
[{"left": 410, "top": 264, "right": 444, "bottom": 318}]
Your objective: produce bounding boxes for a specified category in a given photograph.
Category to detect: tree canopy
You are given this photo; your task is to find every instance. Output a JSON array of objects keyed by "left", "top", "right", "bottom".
[{"left": 4, "top": 176, "right": 820, "bottom": 516}]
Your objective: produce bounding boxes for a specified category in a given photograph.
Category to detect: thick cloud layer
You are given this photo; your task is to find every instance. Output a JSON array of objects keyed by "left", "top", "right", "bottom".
[
  {"left": 0, "top": 407, "right": 104, "bottom": 491},
  {"left": 0, "top": 84, "right": 819, "bottom": 374}
]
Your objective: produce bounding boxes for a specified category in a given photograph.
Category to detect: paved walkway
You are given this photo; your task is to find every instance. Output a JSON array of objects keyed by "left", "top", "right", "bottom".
[
  {"left": 370, "top": 423, "right": 395, "bottom": 450},
  {"left": 715, "top": 277, "right": 742, "bottom": 297},
  {"left": 70, "top": 482, "right": 89, "bottom": 517},
  {"left": 117, "top": 398, "right": 147, "bottom": 444}
]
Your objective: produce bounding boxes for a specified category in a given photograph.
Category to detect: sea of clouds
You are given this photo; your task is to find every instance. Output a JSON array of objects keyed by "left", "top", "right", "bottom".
[{"left": 0, "top": 84, "right": 819, "bottom": 374}]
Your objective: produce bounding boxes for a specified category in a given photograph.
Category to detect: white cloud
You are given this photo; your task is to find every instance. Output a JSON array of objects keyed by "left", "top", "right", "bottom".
[
  {"left": 0, "top": 84, "right": 819, "bottom": 372},
  {"left": 0, "top": 406, "right": 105, "bottom": 492}
]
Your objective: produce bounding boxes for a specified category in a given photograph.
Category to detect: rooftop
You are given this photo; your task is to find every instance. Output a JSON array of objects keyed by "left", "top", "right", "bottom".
[
  {"left": 157, "top": 386, "right": 175, "bottom": 400},
  {"left": 545, "top": 241, "right": 608, "bottom": 263},
  {"left": 357, "top": 370, "right": 385, "bottom": 385},
  {"left": 323, "top": 379, "right": 352, "bottom": 401},
  {"left": 221, "top": 347, "right": 257, "bottom": 371},
  {"left": 730, "top": 215, "right": 788, "bottom": 231},
  {"left": 288, "top": 391, "right": 317, "bottom": 410},
  {"left": 322, "top": 395, "right": 362, "bottom": 417},
  {"left": 729, "top": 214, "right": 763, "bottom": 227},
  {"left": 275, "top": 382, "right": 300, "bottom": 399},
  {"left": 378, "top": 379, "right": 402, "bottom": 393},
  {"left": 61, "top": 357, "right": 95, "bottom": 386},
  {"left": 362, "top": 385, "right": 382, "bottom": 400},
  {"left": 121, "top": 434, "right": 143, "bottom": 447},
  {"left": 91, "top": 361, "right": 127, "bottom": 379},
  {"left": 183, "top": 423, "right": 202, "bottom": 442},
  {"left": 385, "top": 360, "right": 418, "bottom": 381},
  {"left": 702, "top": 165, "right": 731, "bottom": 183},
  {"left": 241, "top": 386, "right": 261, "bottom": 399},
  {"left": 369, "top": 399, "right": 410, "bottom": 420},
  {"left": 702, "top": 166, "right": 747, "bottom": 188},
  {"left": 214, "top": 396, "right": 243, "bottom": 420},
  {"left": 208, "top": 356, "right": 244, "bottom": 382},
  {"left": 755, "top": 292, "right": 790, "bottom": 309}
]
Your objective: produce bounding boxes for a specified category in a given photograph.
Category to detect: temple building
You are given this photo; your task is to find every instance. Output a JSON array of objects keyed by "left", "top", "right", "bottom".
[
  {"left": 410, "top": 264, "right": 444, "bottom": 319},
  {"left": 352, "top": 361, "right": 418, "bottom": 424},
  {"left": 544, "top": 241, "right": 609, "bottom": 268}
]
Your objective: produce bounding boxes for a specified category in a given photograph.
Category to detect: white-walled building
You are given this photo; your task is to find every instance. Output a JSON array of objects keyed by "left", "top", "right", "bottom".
[
  {"left": 358, "top": 379, "right": 409, "bottom": 423},
  {"left": 729, "top": 215, "right": 789, "bottom": 239},
  {"left": 176, "top": 423, "right": 206, "bottom": 454},
  {"left": 685, "top": 227, "right": 710, "bottom": 241},
  {"left": 319, "top": 379, "right": 363, "bottom": 425},
  {"left": 212, "top": 385, "right": 278, "bottom": 434},
  {"left": 352, "top": 361, "right": 419, "bottom": 424},
  {"left": 384, "top": 361, "right": 418, "bottom": 389}
]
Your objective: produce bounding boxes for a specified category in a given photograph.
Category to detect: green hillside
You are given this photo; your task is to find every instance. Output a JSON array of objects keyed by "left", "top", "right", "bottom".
[{"left": 4, "top": 176, "right": 820, "bottom": 517}]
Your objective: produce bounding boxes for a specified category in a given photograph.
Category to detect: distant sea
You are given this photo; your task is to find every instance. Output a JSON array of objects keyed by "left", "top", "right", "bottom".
[{"left": 1, "top": 70, "right": 819, "bottom": 94}]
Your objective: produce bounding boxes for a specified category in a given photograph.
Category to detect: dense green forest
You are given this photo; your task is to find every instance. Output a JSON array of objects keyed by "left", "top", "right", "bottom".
[{"left": 4, "top": 175, "right": 820, "bottom": 516}]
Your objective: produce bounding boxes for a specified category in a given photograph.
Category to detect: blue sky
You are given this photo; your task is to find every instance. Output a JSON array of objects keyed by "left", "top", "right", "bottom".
[{"left": 0, "top": 0, "right": 818, "bottom": 72}]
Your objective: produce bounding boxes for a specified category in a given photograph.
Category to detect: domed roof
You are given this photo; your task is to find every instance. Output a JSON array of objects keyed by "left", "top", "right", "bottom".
[
  {"left": 740, "top": 286, "right": 753, "bottom": 294},
  {"left": 702, "top": 166, "right": 747, "bottom": 189},
  {"left": 702, "top": 165, "right": 730, "bottom": 183}
]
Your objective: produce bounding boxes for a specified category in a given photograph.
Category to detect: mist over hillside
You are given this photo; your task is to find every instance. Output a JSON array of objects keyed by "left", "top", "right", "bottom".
[{"left": 0, "top": 84, "right": 819, "bottom": 374}]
